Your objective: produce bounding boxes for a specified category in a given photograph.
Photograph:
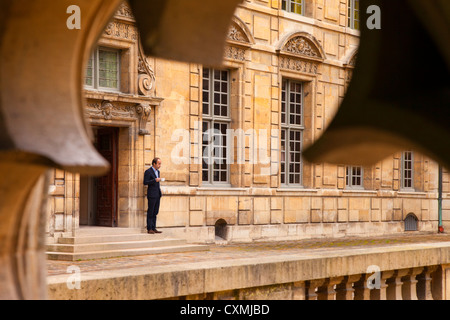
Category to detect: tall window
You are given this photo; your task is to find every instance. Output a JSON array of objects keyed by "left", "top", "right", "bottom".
[
  {"left": 346, "top": 166, "right": 363, "bottom": 188},
  {"left": 282, "top": 0, "right": 304, "bottom": 15},
  {"left": 281, "top": 79, "right": 304, "bottom": 186},
  {"left": 202, "top": 68, "right": 230, "bottom": 184},
  {"left": 348, "top": 0, "right": 360, "bottom": 30},
  {"left": 85, "top": 47, "right": 120, "bottom": 91},
  {"left": 401, "top": 151, "right": 414, "bottom": 189}
]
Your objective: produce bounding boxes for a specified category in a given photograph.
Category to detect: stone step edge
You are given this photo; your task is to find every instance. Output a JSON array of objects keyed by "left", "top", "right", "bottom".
[
  {"left": 46, "top": 244, "right": 210, "bottom": 261},
  {"left": 57, "top": 234, "right": 181, "bottom": 245},
  {"left": 47, "top": 239, "right": 188, "bottom": 253}
]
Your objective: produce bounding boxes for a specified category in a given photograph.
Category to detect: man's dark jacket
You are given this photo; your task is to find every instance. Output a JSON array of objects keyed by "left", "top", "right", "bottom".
[{"left": 144, "top": 167, "right": 162, "bottom": 198}]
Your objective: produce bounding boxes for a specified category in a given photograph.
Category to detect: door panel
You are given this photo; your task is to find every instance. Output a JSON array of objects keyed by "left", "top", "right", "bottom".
[{"left": 95, "top": 127, "right": 118, "bottom": 227}]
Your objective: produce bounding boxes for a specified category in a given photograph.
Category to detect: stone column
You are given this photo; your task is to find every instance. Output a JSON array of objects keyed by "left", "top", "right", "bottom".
[
  {"left": 370, "top": 270, "right": 394, "bottom": 300},
  {"left": 354, "top": 274, "right": 371, "bottom": 300},
  {"left": 401, "top": 267, "right": 422, "bottom": 300},
  {"left": 306, "top": 279, "right": 326, "bottom": 300},
  {"left": 386, "top": 269, "right": 409, "bottom": 300},
  {"left": 317, "top": 277, "right": 344, "bottom": 300},
  {"left": 336, "top": 275, "right": 360, "bottom": 300},
  {"left": 417, "top": 266, "right": 437, "bottom": 300},
  {"left": 292, "top": 281, "right": 306, "bottom": 300}
]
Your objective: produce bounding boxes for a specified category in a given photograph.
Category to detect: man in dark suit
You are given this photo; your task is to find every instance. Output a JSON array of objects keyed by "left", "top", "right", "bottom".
[{"left": 144, "top": 157, "right": 163, "bottom": 234}]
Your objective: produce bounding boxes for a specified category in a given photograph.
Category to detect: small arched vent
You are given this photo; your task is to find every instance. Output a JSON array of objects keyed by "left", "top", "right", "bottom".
[
  {"left": 215, "top": 219, "right": 228, "bottom": 240},
  {"left": 404, "top": 213, "right": 418, "bottom": 231}
]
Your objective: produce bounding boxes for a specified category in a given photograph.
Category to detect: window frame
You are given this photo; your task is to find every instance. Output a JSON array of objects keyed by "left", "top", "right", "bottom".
[
  {"left": 201, "top": 68, "right": 231, "bottom": 186},
  {"left": 280, "top": 78, "right": 304, "bottom": 187},
  {"left": 401, "top": 151, "right": 414, "bottom": 190},
  {"left": 345, "top": 165, "right": 364, "bottom": 189},
  {"left": 281, "top": 0, "right": 304, "bottom": 16},
  {"left": 85, "top": 46, "right": 121, "bottom": 92},
  {"left": 348, "top": 0, "right": 360, "bottom": 30}
]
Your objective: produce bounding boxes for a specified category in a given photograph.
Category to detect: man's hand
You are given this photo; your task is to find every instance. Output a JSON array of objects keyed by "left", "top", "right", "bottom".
[{"left": 156, "top": 178, "right": 161, "bottom": 182}]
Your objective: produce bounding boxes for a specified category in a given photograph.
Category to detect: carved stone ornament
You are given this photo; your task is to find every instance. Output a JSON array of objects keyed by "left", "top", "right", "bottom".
[
  {"left": 86, "top": 100, "right": 135, "bottom": 121},
  {"left": 86, "top": 100, "right": 152, "bottom": 136},
  {"left": 279, "top": 56, "right": 319, "bottom": 74},
  {"left": 100, "top": 101, "right": 113, "bottom": 120},
  {"left": 138, "top": 41, "right": 156, "bottom": 96},
  {"left": 224, "top": 45, "right": 246, "bottom": 61},
  {"left": 136, "top": 103, "right": 152, "bottom": 135},
  {"left": 115, "top": 2, "right": 135, "bottom": 20},
  {"left": 283, "top": 36, "right": 320, "bottom": 58},
  {"left": 227, "top": 22, "right": 249, "bottom": 43},
  {"left": 104, "top": 20, "right": 138, "bottom": 41},
  {"left": 224, "top": 20, "right": 252, "bottom": 62}
]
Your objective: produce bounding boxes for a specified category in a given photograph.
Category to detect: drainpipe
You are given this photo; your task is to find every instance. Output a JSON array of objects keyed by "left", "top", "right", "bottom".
[{"left": 438, "top": 164, "right": 444, "bottom": 233}]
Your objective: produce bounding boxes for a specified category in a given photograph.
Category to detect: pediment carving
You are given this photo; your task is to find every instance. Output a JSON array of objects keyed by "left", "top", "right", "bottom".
[
  {"left": 227, "top": 22, "right": 250, "bottom": 44},
  {"left": 278, "top": 33, "right": 325, "bottom": 61},
  {"left": 224, "top": 17, "right": 253, "bottom": 62},
  {"left": 115, "top": 2, "right": 135, "bottom": 20},
  {"left": 284, "top": 37, "right": 319, "bottom": 58}
]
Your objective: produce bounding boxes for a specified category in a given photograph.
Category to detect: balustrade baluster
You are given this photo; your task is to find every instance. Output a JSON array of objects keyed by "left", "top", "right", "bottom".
[
  {"left": 336, "top": 275, "right": 360, "bottom": 300},
  {"left": 317, "top": 277, "right": 344, "bottom": 300},
  {"left": 354, "top": 274, "right": 371, "bottom": 300},
  {"left": 306, "top": 279, "right": 326, "bottom": 300},
  {"left": 401, "top": 267, "right": 422, "bottom": 300},
  {"left": 417, "top": 266, "right": 437, "bottom": 300},
  {"left": 292, "top": 281, "right": 306, "bottom": 300},
  {"left": 386, "top": 270, "right": 408, "bottom": 300}
]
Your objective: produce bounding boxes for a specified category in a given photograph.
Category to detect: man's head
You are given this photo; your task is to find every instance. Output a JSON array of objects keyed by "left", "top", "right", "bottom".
[{"left": 152, "top": 157, "right": 161, "bottom": 170}]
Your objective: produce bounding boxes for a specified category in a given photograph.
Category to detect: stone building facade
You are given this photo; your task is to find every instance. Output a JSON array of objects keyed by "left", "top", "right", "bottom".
[{"left": 45, "top": 0, "right": 449, "bottom": 244}]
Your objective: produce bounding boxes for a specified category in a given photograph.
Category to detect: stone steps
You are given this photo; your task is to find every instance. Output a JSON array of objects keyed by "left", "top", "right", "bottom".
[{"left": 46, "top": 227, "right": 209, "bottom": 261}]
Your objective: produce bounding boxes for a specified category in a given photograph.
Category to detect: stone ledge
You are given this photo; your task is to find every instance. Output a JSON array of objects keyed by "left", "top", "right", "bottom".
[{"left": 47, "top": 242, "right": 450, "bottom": 300}]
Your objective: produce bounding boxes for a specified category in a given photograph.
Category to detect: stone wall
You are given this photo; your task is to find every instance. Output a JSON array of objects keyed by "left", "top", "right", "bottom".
[{"left": 45, "top": 0, "right": 449, "bottom": 244}]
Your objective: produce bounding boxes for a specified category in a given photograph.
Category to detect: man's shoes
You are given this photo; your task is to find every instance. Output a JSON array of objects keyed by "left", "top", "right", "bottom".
[
  {"left": 148, "top": 230, "right": 155, "bottom": 234},
  {"left": 154, "top": 229, "right": 162, "bottom": 234}
]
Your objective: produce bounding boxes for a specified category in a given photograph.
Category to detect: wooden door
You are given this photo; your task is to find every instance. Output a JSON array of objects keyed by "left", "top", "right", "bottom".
[{"left": 95, "top": 127, "right": 118, "bottom": 227}]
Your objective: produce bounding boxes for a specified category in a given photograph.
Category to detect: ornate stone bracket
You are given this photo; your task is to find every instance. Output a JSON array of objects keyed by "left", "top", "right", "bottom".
[
  {"left": 138, "top": 40, "right": 156, "bottom": 97},
  {"left": 136, "top": 103, "right": 152, "bottom": 135}
]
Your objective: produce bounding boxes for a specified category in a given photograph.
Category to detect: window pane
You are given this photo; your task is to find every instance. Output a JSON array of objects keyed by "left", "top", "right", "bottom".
[
  {"left": 291, "top": 0, "right": 303, "bottom": 14},
  {"left": 98, "top": 49, "right": 119, "bottom": 89},
  {"left": 346, "top": 165, "right": 363, "bottom": 187},
  {"left": 85, "top": 55, "right": 94, "bottom": 86},
  {"left": 202, "top": 68, "right": 230, "bottom": 184},
  {"left": 202, "top": 69, "right": 211, "bottom": 116},
  {"left": 402, "top": 151, "right": 413, "bottom": 188},
  {"left": 203, "top": 68, "right": 210, "bottom": 79},
  {"left": 202, "top": 170, "right": 209, "bottom": 182},
  {"left": 281, "top": 79, "right": 303, "bottom": 186}
]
